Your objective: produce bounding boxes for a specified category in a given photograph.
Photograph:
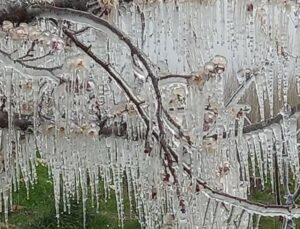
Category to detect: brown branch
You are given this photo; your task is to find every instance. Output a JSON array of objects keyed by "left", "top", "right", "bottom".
[
  {"left": 182, "top": 165, "right": 300, "bottom": 217},
  {"left": 206, "top": 103, "right": 300, "bottom": 140},
  {"left": 63, "top": 28, "right": 180, "bottom": 190},
  {"left": 29, "top": 5, "right": 183, "bottom": 143},
  {"left": 63, "top": 29, "right": 150, "bottom": 130},
  {"left": 243, "top": 103, "right": 300, "bottom": 134},
  {"left": 20, "top": 50, "right": 54, "bottom": 62},
  {"left": 18, "top": 40, "right": 38, "bottom": 60},
  {"left": 225, "top": 69, "right": 257, "bottom": 108},
  {"left": 0, "top": 110, "right": 32, "bottom": 132},
  {"left": 159, "top": 74, "right": 192, "bottom": 81}
]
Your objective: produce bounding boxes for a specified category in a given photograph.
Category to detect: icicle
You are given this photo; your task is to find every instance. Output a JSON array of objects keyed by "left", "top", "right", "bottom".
[
  {"left": 271, "top": 124, "right": 284, "bottom": 184},
  {"left": 258, "top": 131, "right": 268, "bottom": 183},
  {"left": 246, "top": 135, "right": 257, "bottom": 187},
  {"left": 265, "top": 52, "right": 274, "bottom": 117},
  {"left": 254, "top": 72, "right": 266, "bottom": 121},
  {"left": 252, "top": 133, "right": 264, "bottom": 189}
]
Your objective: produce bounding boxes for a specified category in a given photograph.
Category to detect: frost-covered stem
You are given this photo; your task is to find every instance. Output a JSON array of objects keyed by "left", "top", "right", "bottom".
[
  {"left": 183, "top": 166, "right": 300, "bottom": 218},
  {"left": 207, "top": 104, "right": 300, "bottom": 140},
  {"left": 0, "top": 49, "right": 62, "bottom": 82},
  {"left": 202, "top": 198, "right": 211, "bottom": 227},
  {"left": 159, "top": 74, "right": 192, "bottom": 81},
  {"left": 243, "top": 104, "right": 300, "bottom": 134},
  {"left": 225, "top": 69, "right": 256, "bottom": 108}
]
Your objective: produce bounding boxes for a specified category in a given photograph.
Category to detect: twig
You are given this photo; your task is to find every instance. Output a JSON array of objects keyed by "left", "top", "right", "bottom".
[
  {"left": 226, "top": 205, "right": 235, "bottom": 228},
  {"left": 202, "top": 198, "right": 211, "bottom": 227},
  {"left": 159, "top": 74, "right": 192, "bottom": 81},
  {"left": 18, "top": 40, "right": 38, "bottom": 60},
  {"left": 0, "top": 48, "right": 62, "bottom": 82},
  {"left": 225, "top": 70, "right": 256, "bottom": 108},
  {"left": 21, "top": 50, "right": 53, "bottom": 62}
]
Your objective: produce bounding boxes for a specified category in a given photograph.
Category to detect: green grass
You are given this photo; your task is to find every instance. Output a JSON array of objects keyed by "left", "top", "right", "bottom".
[
  {"left": 2, "top": 163, "right": 300, "bottom": 228},
  {"left": 1, "top": 164, "right": 141, "bottom": 229},
  {"left": 248, "top": 178, "right": 300, "bottom": 228}
]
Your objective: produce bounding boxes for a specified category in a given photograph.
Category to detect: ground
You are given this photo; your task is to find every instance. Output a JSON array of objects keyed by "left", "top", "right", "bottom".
[{"left": 1, "top": 164, "right": 299, "bottom": 228}]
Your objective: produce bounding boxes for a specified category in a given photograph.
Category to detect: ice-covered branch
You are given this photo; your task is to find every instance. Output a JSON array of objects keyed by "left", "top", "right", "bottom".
[
  {"left": 207, "top": 103, "right": 300, "bottom": 140},
  {"left": 63, "top": 29, "right": 150, "bottom": 128},
  {"left": 63, "top": 29, "right": 180, "bottom": 184},
  {"left": 183, "top": 169, "right": 300, "bottom": 218},
  {"left": 0, "top": 48, "right": 62, "bottom": 82},
  {"left": 243, "top": 104, "right": 300, "bottom": 134},
  {"left": 225, "top": 68, "right": 257, "bottom": 108},
  {"left": 0, "top": 110, "right": 32, "bottom": 131}
]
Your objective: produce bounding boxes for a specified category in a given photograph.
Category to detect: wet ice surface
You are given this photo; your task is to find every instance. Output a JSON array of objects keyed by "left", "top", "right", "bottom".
[{"left": 0, "top": 0, "right": 299, "bottom": 228}]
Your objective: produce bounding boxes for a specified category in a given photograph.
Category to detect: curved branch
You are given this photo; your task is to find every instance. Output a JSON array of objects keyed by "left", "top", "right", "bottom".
[
  {"left": 29, "top": 5, "right": 175, "bottom": 139},
  {"left": 63, "top": 29, "right": 150, "bottom": 129},
  {"left": 182, "top": 166, "right": 300, "bottom": 218}
]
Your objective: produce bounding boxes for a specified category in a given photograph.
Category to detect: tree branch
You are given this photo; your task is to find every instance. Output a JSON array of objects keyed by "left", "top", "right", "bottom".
[{"left": 0, "top": 49, "right": 62, "bottom": 82}]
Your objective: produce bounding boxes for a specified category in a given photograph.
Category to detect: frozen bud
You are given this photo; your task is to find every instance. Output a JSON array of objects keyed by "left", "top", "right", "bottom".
[
  {"left": 163, "top": 213, "right": 175, "bottom": 228},
  {"left": 87, "top": 128, "right": 98, "bottom": 138},
  {"left": 40, "top": 35, "right": 52, "bottom": 47},
  {"left": 227, "top": 104, "right": 251, "bottom": 118},
  {"left": 51, "top": 36, "right": 65, "bottom": 51},
  {"left": 204, "top": 61, "right": 215, "bottom": 74},
  {"left": 280, "top": 103, "right": 292, "bottom": 116},
  {"left": 15, "top": 28, "right": 27, "bottom": 37},
  {"left": 71, "top": 127, "right": 84, "bottom": 138},
  {"left": 19, "top": 23, "right": 28, "bottom": 29},
  {"left": 223, "top": 161, "right": 231, "bottom": 174},
  {"left": 203, "top": 137, "right": 217, "bottom": 154},
  {"left": 2, "top": 20, "right": 13, "bottom": 32},
  {"left": 203, "top": 110, "right": 217, "bottom": 132},
  {"left": 58, "top": 126, "right": 65, "bottom": 134},
  {"left": 211, "top": 55, "right": 227, "bottom": 66},
  {"left": 101, "top": 0, "right": 119, "bottom": 8},
  {"left": 28, "top": 27, "right": 41, "bottom": 41},
  {"left": 172, "top": 87, "right": 185, "bottom": 97},
  {"left": 21, "top": 102, "right": 34, "bottom": 115},
  {"left": 46, "top": 124, "right": 55, "bottom": 135},
  {"left": 86, "top": 81, "right": 95, "bottom": 92},
  {"left": 188, "top": 70, "right": 207, "bottom": 88},
  {"left": 207, "top": 96, "right": 219, "bottom": 111},
  {"left": 67, "top": 56, "right": 86, "bottom": 71},
  {"left": 19, "top": 23, "right": 29, "bottom": 34},
  {"left": 236, "top": 68, "right": 251, "bottom": 84},
  {"left": 21, "top": 81, "right": 33, "bottom": 93},
  {"left": 211, "top": 55, "right": 227, "bottom": 73},
  {"left": 126, "top": 102, "right": 137, "bottom": 115}
]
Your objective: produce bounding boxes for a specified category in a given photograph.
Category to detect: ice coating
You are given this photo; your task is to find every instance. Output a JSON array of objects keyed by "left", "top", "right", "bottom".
[{"left": 0, "top": 0, "right": 299, "bottom": 228}]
